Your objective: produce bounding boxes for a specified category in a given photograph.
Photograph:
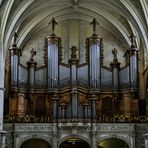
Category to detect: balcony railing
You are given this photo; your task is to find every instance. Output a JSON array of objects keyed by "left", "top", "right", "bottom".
[{"left": 3, "top": 115, "right": 148, "bottom": 123}]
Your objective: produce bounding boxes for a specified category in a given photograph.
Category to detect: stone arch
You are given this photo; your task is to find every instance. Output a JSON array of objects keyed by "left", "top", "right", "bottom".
[
  {"left": 97, "top": 135, "right": 130, "bottom": 148},
  {"left": 58, "top": 135, "right": 91, "bottom": 148},
  {"left": 17, "top": 135, "right": 52, "bottom": 148}
]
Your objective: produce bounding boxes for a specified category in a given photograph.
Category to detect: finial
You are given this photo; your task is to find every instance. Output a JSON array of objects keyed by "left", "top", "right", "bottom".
[
  {"left": 129, "top": 33, "right": 136, "bottom": 48},
  {"left": 30, "top": 48, "right": 36, "bottom": 61},
  {"left": 12, "top": 32, "right": 18, "bottom": 47},
  {"left": 70, "top": 46, "right": 78, "bottom": 59},
  {"left": 49, "top": 17, "right": 58, "bottom": 35},
  {"left": 90, "top": 18, "right": 99, "bottom": 36},
  {"left": 112, "top": 48, "right": 118, "bottom": 62}
]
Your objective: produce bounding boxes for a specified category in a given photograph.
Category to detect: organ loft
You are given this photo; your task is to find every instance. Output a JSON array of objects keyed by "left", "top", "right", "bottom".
[{"left": 6, "top": 17, "right": 141, "bottom": 122}]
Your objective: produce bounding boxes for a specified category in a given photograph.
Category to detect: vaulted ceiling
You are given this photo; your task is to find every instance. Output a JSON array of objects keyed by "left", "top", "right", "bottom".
[{"left": 0, "top": 0, "right": 148, "bottom": 67}]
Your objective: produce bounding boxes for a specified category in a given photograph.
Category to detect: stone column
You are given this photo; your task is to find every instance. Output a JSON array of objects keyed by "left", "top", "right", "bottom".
[
  {"left": 52, "top": 133, "right": 58, "bottom": 148},
  {"left": 0, "top": 46, "right": 4, "bottom": 130},
  {"left": 0, "top": 131, "right": 7, "bottom": 148},
  {"left": 130, "top": 133, "right": 135, "bottom": 148},
  {"left": 144, "top": 134, "right": 148, "bottom": 148},
  {"left": 0, "top": 47, "right": 6, "bottom": 148},
  {"left": 90, "top": 125, "right": 97, "bottom": 148},
  {"left": 0, "top": 88, "right": 4, "bottom": 130}
]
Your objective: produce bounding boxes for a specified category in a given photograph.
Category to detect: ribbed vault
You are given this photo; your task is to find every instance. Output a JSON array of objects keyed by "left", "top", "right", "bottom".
[{"left": 0, "top": 0, "right": 148, "bottom": 67}]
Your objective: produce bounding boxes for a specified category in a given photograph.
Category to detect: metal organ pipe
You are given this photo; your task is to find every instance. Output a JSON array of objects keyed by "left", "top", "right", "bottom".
[
  {"left": 47, "top": 17, "right": 61, "bottom": 89},
  {"left": 86, "top": 37, "right": 101, "bottom": 89},
  {"left": 128, "top": 34, "right": 139, "bottom": 91},
  {"left": 47, "top": 39, "right": 60, "bottom": 88},
  {"left": 110, "top": 48, "right": 120, "bottom": 91},
  {"left": 9, "top": 33, "right": 20, "bottom": 87},
  {"left": 130, "top": 50, "right": 138, "bottom": 90},
  {"left": 27, "top": 61, "right": 36, "bottom": 88}
]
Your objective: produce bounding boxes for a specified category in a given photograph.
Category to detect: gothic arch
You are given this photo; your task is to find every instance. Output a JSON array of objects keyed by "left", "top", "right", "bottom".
[
  {"left": 17, "top": 135, "right": 52, "bottom": 148},
  {"left": 96, "top": 135, "right": 130, "bottom": 148},
  {"left": 58, "top": 135, "right": 91, "bottom": 147}
]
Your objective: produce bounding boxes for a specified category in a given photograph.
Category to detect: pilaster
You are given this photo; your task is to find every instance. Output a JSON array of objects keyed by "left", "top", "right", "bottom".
[
  {"left": 144, "top": 134, "right": 148, "bottom": 148},
  {"left": 0, "top": 131, "right": 7, "bottom": 148},
  {"left": 0, "top": 48, "right": 4, "bottom": 130}
]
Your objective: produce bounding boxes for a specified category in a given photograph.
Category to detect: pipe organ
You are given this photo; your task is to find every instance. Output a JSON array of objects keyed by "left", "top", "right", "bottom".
[{"left": 7, "top": 18, "right": 140, "bottom": 121}]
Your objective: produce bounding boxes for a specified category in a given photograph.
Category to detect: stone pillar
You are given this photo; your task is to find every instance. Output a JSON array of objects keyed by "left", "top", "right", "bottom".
[
  {"left": 90, "top": 124, "right": 97, "bottom": 148},
  {"left": 52, "top": 133, "right": 58, "bottom": 148},
  {"left": 0, "top": 131, "right": 7, "bottom": 148},
  {"left": 144, "top": 134, "right": 148, "bottom": 148},
  {"left": 17, "top": 93, "right": 26, "bottom": 116},
  {"left": 130, "top": 133, "right": 136, "bottom": 148},
  {"left": 0, "top": 88, "right": 4, "bottom": 130},
  {"left": 0, "top": 47, "right": 5, "bottom": 130}
]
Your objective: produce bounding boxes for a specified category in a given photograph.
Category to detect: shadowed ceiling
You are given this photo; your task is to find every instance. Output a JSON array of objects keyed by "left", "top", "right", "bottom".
[{"left": 0, "top": 0, "right": 148, "bottom": 67}]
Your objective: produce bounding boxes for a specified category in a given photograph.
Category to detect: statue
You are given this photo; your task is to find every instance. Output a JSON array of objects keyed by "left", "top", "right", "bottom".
[
  {"left": 90, "top": 18, "right": 99, "bottom": 36},
  {"left": 129, "top": 33, "right": 136, "bottom": 48},
  {"left": 70, "top": 46, "right": 78, "bottom": 59},
  {"left": 112, "top": 48, "right": 118, "bottom": 62},
  {"left": 49, "top": 17, "right": 58, "bottom": 35},
  {"left": 30, "top": 48, "right": 36, "bottom": 61},
  {"left": 12, "top": 32, "right": 18, "bottom": 46}
]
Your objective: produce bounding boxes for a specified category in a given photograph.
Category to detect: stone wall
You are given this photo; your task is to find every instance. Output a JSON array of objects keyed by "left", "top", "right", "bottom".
[{"left": 4, "top": 123, "right": 148, "bottom": 148}]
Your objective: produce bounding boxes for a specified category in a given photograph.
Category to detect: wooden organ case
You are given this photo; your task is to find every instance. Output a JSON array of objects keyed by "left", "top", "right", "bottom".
[{"left": 6, "top": 18, "right": 140, "bottom": 122}]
